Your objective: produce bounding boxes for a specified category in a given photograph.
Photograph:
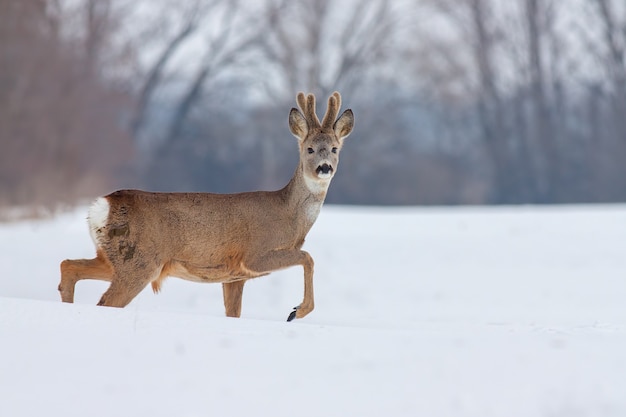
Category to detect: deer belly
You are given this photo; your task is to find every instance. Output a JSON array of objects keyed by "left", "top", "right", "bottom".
[{"left": 163, "top": 259, "right": 266, "bottom": 283}]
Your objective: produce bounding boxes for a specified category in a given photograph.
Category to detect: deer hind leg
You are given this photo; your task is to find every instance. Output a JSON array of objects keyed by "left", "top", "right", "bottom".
[
  {"left": 97, "top": 263, "right": 160, "bottom": 308},
  {"left": 59, "top": 250, "right": 113, "bottom": 303},
  {"left": 222, "top": 280, "right": 247, "bottom": 318},
  {"left": 247, "top": 250, "right": 314, "bottom": 321}
]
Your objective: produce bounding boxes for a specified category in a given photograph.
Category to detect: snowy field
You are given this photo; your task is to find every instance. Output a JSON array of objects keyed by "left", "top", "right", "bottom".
[{"left": 1, "top": 204, "right": 625, "bottom": 417}]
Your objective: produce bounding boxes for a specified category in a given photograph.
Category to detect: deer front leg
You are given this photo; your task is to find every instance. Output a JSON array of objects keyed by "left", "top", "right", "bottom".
[
  {"left": 222, "top": 280, "right": 246, "bottom": 318},
  {"left": 247, "top": 250, "right": 314, "bottom": 321},
  {"left": 287, "top": 251, "right": 314, "bottom": 321}
]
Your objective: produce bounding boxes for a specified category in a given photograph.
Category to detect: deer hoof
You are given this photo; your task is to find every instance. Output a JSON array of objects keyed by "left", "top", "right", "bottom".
[{"left": 286, "top": 306, "right": 300, "bottom": 322}]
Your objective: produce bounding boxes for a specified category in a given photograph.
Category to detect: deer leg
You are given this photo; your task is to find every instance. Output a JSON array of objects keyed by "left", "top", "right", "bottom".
[
  {"left": 247, "top": 250, "right": 314, "bottom": 321},
  {"left": 222, "top": 280, "right": 246, "bottom": 318},
  {"left": 59, "top": 251, "right": 113, "bottom": 303},
  {"left": 97, "top": 265, "right": 158, "bottom": 308},
  {"left": 287, "top": 253, "right": 314, "bottom": 321},
  {"left": 97, "top": 277, "right": 150, "bottom": 308}
]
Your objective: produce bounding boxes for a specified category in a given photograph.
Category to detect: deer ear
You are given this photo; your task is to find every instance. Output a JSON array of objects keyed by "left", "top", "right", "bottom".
[
  {"left": 289, "top": 108, "right": 308, "bottom": 139},
  {"left": 333, "top": 109, "right": 354, "bottom": 140}
]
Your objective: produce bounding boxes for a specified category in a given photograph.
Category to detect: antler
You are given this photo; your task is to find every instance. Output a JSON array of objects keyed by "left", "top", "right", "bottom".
[
  {"left": 321, "top": 91, "right": 341, "bottom": 130},
  {"left": 296, "top": 91, "right": 343, "bottom": 131},
  {"left": 296, "top": 92, "right": 321, "bottom": 128}
]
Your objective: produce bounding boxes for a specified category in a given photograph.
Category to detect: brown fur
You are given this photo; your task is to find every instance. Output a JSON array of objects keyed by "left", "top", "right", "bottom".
[{"left": 58, "top": 92, "right": 354, "bottom": 320}]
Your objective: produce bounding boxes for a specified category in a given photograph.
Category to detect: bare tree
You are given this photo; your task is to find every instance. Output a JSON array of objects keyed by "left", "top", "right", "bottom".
[
  {"left": 129, "top": 1, "right": 208, "bottom": 141},
  {"left": 5, "top": 0, "right": 626, "bottom": 208},
  {"left": 163, "top": 0, "right": 263, "bottom": 145},
  {"left": 261, "top": 0, "right": 396, "bottom": 100},
  {"left": 591, "top": 0, "right": 626, "bottom": 165},
  {"left": 0, "top": 0, "right": 133, "bottom": 208},
  {"left": 525, "top": 0, "right": 554, "bottom": 200},
  {"left": 418, "top": 0, "right": 519, "bottom": 202},
  {"left": 140, "top": 1, "right": 272, "bottom": 190},
  {"left": 414, "top": 0, "right": 598, "bottom": 203}
]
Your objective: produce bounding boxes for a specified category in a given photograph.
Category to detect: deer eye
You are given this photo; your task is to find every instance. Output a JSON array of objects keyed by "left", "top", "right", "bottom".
[
  {"left": 307, "top": 147, "right": 314, "bottom": 154},
  {"left": 332, "top": 147, "right": 338, "bottom": 154}
]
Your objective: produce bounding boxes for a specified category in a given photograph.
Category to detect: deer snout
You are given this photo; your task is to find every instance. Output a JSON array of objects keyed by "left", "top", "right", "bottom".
[{"left": 316, "top": 163, "right": 333, "bottom": 178}]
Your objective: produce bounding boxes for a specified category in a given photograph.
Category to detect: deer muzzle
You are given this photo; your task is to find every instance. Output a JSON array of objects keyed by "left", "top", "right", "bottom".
[{"left": 316, "top": 163, "right": 333, "bottom": 178}]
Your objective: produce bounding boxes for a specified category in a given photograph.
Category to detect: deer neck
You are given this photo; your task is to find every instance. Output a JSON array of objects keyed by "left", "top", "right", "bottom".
[{"left": 283, "top": 164, "right": 330, "bottom": 225}]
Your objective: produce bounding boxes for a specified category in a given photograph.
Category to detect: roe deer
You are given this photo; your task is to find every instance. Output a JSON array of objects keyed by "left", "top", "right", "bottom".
[{"left": 59, "top": 92, "right": 354, "bottom": 321}]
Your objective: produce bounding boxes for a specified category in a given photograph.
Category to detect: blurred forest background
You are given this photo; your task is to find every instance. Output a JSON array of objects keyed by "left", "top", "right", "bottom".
[{"left": 1, "top": 0, "right": 625, "bottom": 208}]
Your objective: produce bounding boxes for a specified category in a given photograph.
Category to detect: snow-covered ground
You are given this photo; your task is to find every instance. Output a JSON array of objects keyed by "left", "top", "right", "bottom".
[{"left": 1, "top": 204, "right": 625, "bottom": 417}]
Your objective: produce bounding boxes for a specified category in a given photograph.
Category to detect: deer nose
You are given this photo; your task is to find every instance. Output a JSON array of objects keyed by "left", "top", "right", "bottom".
[{"left": 316, "top": 163, "right": 333, "bottom": 175}]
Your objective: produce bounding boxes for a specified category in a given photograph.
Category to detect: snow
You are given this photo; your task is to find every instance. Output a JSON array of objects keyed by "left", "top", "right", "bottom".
[{"left": 1, "top": 204, "right": 625, "bottom": 417}]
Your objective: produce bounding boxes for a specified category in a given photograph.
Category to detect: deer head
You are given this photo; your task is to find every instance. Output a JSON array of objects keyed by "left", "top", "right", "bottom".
[{"left": 289, "top": 92, "right": 354, "bottom": 194}]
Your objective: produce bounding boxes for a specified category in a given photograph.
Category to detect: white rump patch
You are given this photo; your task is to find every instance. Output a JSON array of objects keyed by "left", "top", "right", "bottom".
[{"left": 87, "top": 197, "right": 109, "bottom": 246}]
